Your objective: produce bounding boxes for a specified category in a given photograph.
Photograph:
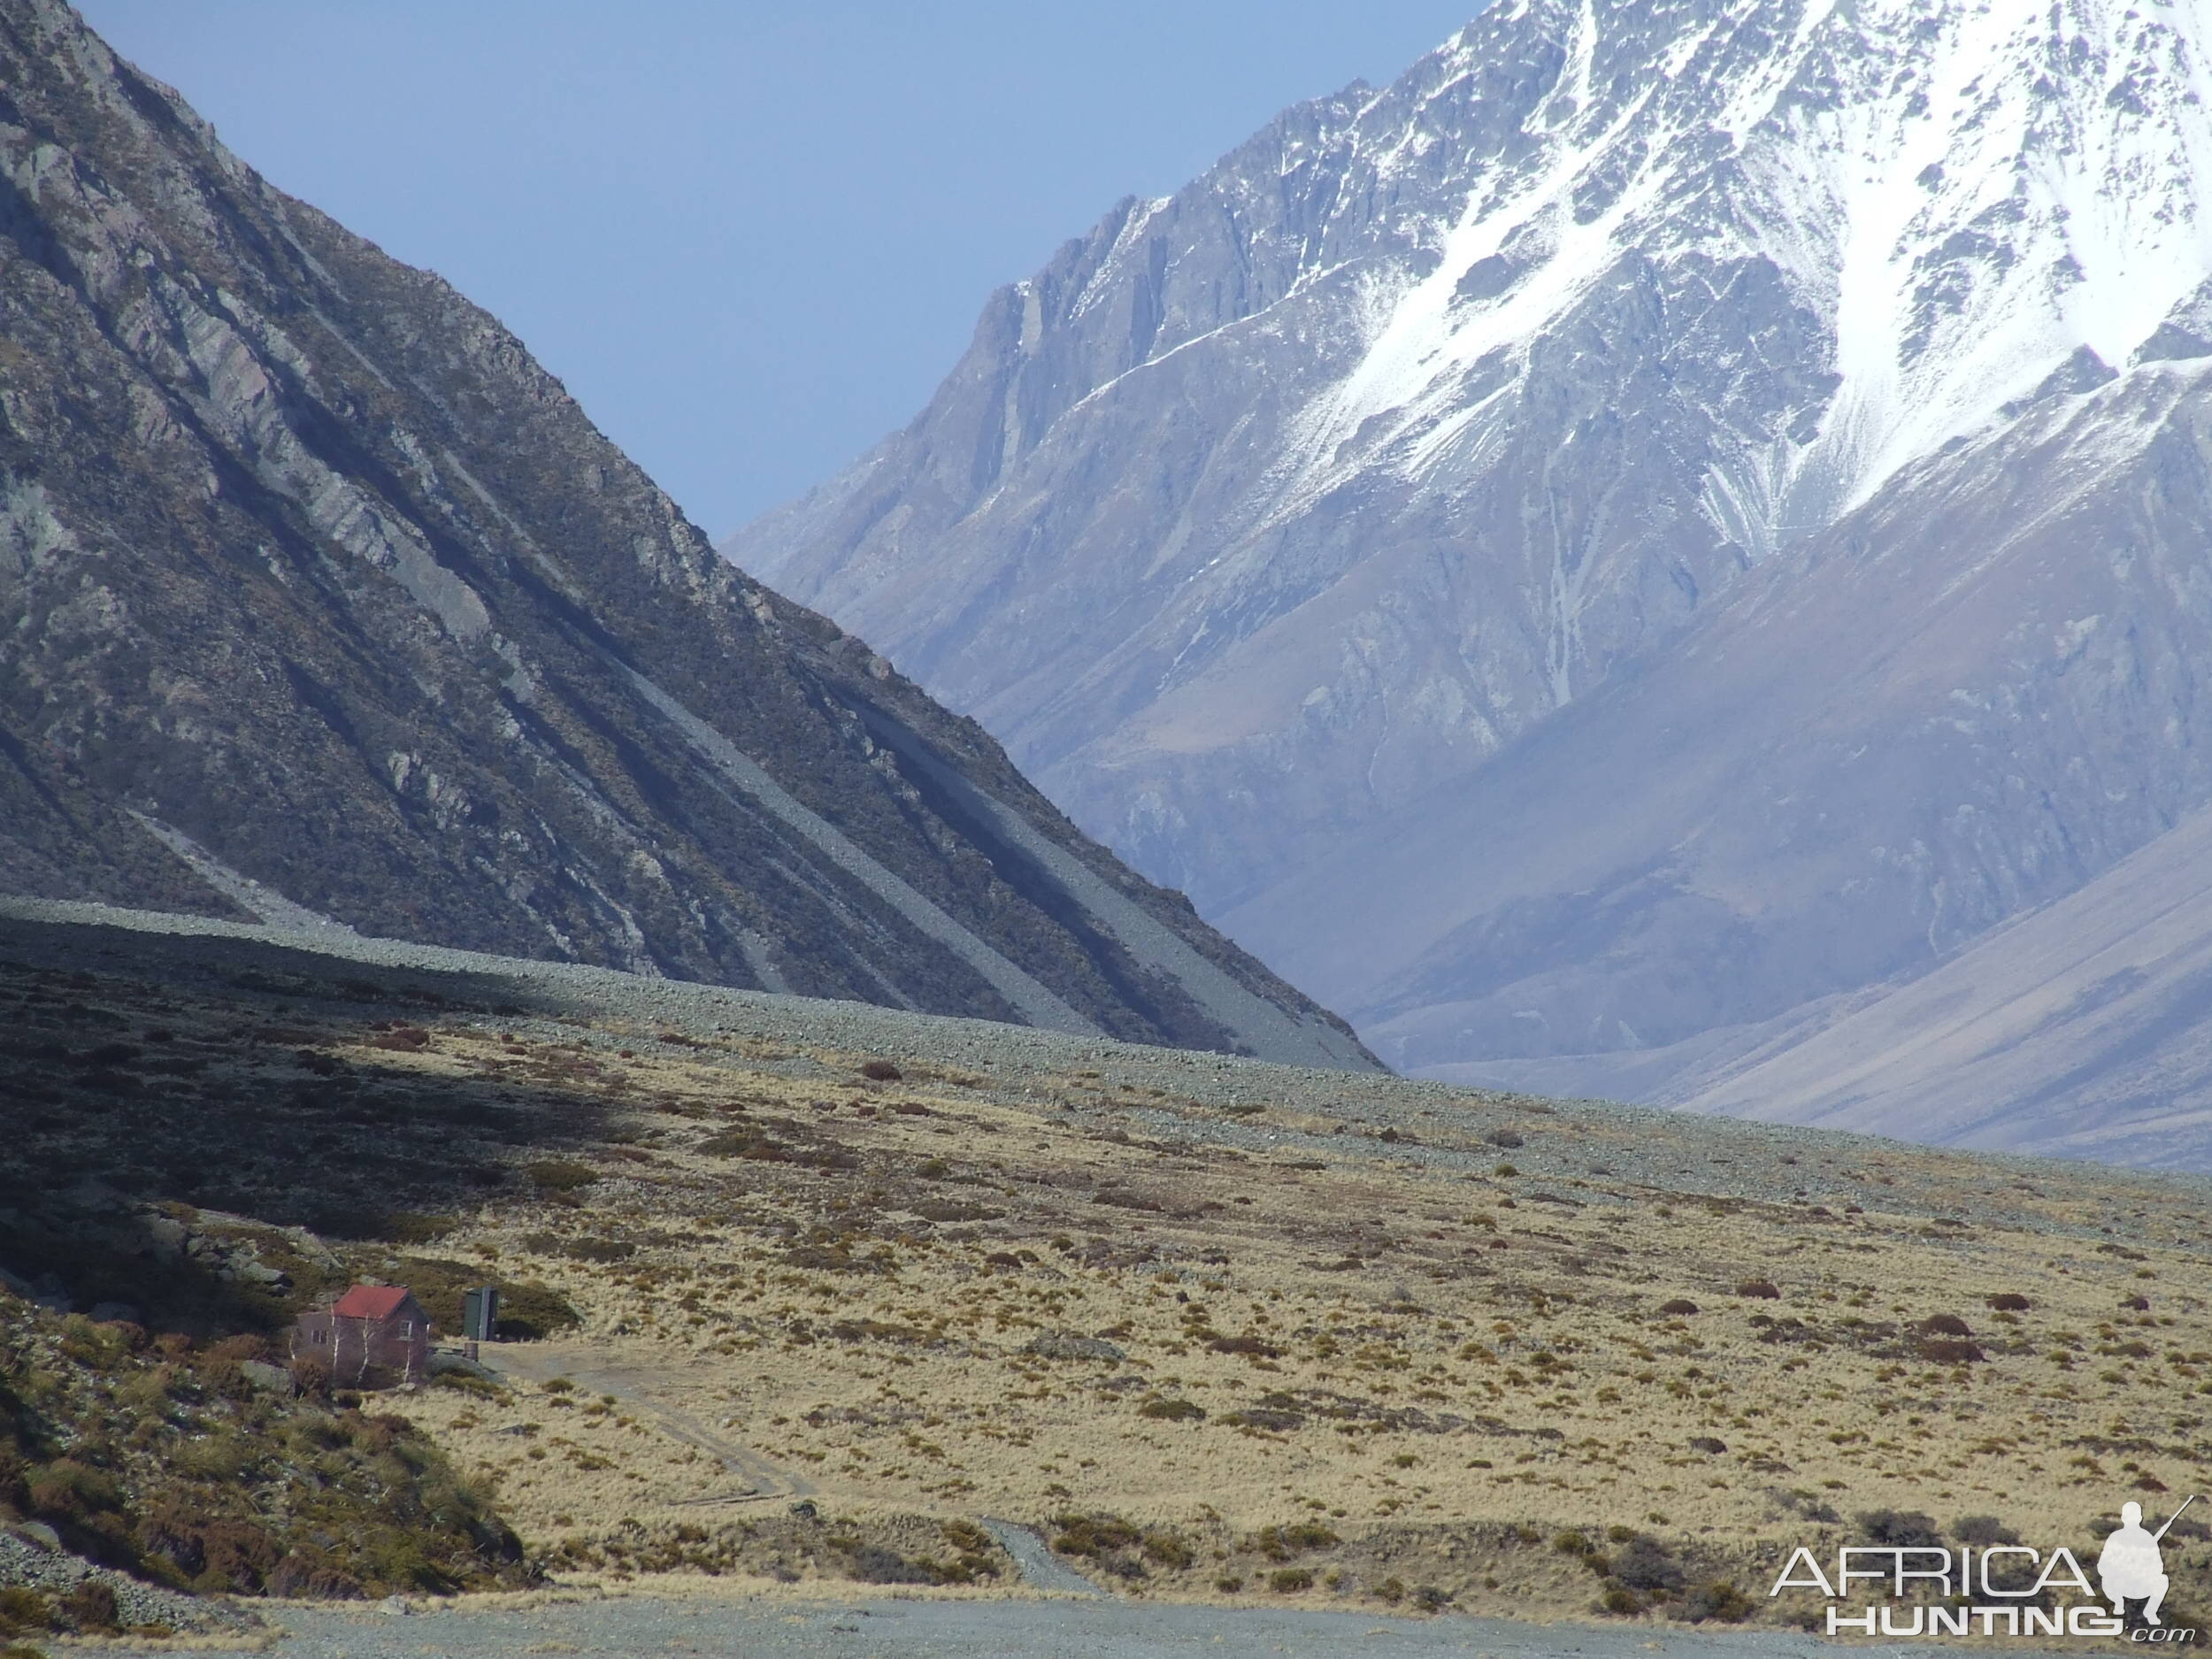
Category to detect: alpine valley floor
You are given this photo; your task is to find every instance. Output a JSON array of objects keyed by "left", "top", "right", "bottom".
[{"left": 0, "top": 898, "right": 2207, "bottom": 1640}]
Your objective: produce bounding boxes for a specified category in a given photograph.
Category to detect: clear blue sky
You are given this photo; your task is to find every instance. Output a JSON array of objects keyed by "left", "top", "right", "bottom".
[{"left": 78, "top": 3, "right": 1478, "bottom": 539}]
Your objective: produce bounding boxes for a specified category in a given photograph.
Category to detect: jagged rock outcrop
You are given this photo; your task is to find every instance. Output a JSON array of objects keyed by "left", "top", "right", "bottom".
[{"left": 0, "top": 0, "right": 1372, "bottom": 1068}]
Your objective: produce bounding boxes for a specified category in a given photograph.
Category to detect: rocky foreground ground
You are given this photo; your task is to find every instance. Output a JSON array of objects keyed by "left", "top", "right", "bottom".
[{"left": 73, "top": 1582, "right": 2098, "bottom": 1659}]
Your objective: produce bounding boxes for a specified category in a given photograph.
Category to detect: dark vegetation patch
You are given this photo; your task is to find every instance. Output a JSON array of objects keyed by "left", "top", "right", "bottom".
[
  {"left": 1092, "top": 1187, "right": 1165, "bottom": 1212},
  {"left": 0, "top": 942, "right": 631, "bottom": 1611},
  {"left": 909, "top": 1201, "right": 1000, "bottom": 1224},
  {"left": 1552, "top": 1525, "right": 1753, "bottom": 1622},
  {"left": 1136, "top": 1395, "right": 1206, "bottom": 1422},
  {"left": 1220, "top": 1386, "right": 1537, "bottom": 1439},
  {"left": 1857, "top": 1509, "right": 1943, "bottom": 1548},
  {"left": 1918, "top": 1336, "right": 1985, "bottom": 1363},
  {"left": 0, "top": 1297, "right": 528, "bottom": 1616},
  {"left": 540, "top": 1511, "right": 1002, "bottom": 1586},
  {"left": 0, "top": 958, "right": 614, "bottom": 1319},
  {"left": 1048, "top": 1511, "right": 1192, "bottom": 1582},
  {"left": 695, "top": 1120, "right": 859, "bottom": 1171},
  {"left": 387, "top": 1258, "right": 579, "bottom": 1341}
]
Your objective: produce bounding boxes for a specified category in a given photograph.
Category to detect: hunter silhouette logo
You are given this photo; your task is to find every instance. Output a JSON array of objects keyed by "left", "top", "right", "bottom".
[
  {"left": 2101, "top": 1496, "right": 2193, "bottom": 1627},
  {"left": 1768, "top": 1494, "right": 2200, "bottom": 1640}
]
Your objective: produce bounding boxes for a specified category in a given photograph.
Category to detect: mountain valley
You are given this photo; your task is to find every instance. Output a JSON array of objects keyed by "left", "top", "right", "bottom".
[
  {"left": 733, "top": 0, "right": 2212, "bottom": 1161},
  {"left": 3, "top": 897, "right": 2207, "bottom": 1633},
  {"left": 0, "top": 0, "right": 1364, "bottom": 1069}
]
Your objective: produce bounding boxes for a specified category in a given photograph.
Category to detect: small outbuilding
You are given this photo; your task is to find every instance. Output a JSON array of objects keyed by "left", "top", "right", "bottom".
[{"left": 293, "top": 1284, "right": 432, "bottom": 1389}]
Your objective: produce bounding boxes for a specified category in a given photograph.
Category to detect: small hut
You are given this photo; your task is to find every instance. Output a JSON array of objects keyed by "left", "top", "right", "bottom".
[{"left": 293, "top": 1285, "right": 431, "bottom": 1389}]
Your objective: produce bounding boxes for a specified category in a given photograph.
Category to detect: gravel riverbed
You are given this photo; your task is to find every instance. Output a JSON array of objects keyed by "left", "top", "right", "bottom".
[{"left": 79, "top": 1589, "right": 2086, "bottom": 1659}]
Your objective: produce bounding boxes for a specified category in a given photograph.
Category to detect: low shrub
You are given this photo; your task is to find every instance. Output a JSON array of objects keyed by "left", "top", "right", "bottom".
[
  {"left": 1919, "top": 1337, "right": 1985, "bottom": 1363},
  {"left": 1736, "top": 1279, "right": 1781, "bottom": 1300},
  {"left": 1138, "top": 1397, "right": 1205, "bottom": 1423},
  {"left": 524, "top": 1160, "right": 598, "bottom": 1194},
  {"left": 1679, "top": 1580, "right": 1754, "bottom": 1623},
  {"left": 1142, "top": 1530, "right": 1195, "bottom": 1569},
  {"left": 57, "top": 1317, "right": 137, "bottom": 1373},
  {"left": 1858, "top": 1509, "right": 1942, "bottom": 1548},
  {"left": 1051, "top": 1514, "right": 1141, "bottom": 1558},
  {"left": 843, "top": 1543, "right": 932, "bottom": 1585},
  {"left": 390, "top": 1257, "right": 580, "bottom": 1340},
  {"left": 1612, "top": 1534, "right": 1686, "bottom": 1593},
  {"left": 563, "top": 1238, "right": 635, "bottom": 1263},
  {"left": 1269, "top": 1568, "right": 1315, "bottom": 1593},
  {"left": 0, "top": 1587, "right": 50, "bottom": 1636},
  {"left": 857, "top": 1060, "right": 902, "bottom": 1082},
  {"left": 1657, "top": 1298, "right": 1700, "bottom": 1315},
  {"left": 1985, "top": 1292, "right": 2032, "bottom": 1312},
  {"left": 58, "top": 1581, "right": 118, "bottom": 1633},
  {"left": 1254, "top": 1521, "right": 1339, "bottom": 1559},
  {"left": 380, "top": 1212, "right": 459, "bottom": 1245}
]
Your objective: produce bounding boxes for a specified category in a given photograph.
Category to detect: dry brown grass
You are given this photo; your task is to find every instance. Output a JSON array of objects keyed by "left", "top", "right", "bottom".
[
  {"left": 3, "top": 935, "right": 2202, "bottom": 1629},
  {"left": 342, "top": 1019, "right": 2212, "bottom": 1626}
]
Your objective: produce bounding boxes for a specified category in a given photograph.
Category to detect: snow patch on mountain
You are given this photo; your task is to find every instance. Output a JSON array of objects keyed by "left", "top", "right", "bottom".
[{"left": 1256, "top": 0, "right": 2212, "bottom": 572}]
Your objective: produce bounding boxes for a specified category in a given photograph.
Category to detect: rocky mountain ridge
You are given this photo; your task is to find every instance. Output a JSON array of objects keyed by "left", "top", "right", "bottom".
[
  {"left": 732, "top": 0, "right": 2212, "bottom": 1155},
  {"left": 0, "top": 0, "right": 1371, "bottom": 1068}
]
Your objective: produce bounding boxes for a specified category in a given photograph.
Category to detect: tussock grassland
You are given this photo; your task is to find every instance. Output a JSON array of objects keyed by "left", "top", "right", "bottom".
[
  {"left": 339, "top": 1024, "right": 2212, "bottom": 1629},
  {"left": 1, "top": 929, "right": 2208, "bottom": 1633}
]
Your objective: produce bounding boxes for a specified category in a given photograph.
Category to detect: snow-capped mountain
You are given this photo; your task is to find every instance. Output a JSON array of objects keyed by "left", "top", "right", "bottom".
[{"left": 730, "top": 0, "right": 2212, "bottom": 1162}]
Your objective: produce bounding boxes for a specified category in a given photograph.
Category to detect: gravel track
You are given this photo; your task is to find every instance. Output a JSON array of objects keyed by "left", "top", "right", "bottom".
[
  {"left": 976, "top": 1522, "right": 1104, "bottom": 1597},
  {"left": 484, "top": 1346, "right": 815, "bottom": 1507}
]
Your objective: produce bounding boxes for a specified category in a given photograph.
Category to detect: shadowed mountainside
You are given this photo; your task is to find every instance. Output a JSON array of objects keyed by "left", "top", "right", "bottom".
[{"left": 0, "top": 0, "right": 1371, "bottom": 1069}]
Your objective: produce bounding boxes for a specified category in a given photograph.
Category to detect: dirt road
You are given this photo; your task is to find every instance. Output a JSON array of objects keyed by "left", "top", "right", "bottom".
[{"left": 485, "top": 1343, "right": 815, "bottom": 1507}]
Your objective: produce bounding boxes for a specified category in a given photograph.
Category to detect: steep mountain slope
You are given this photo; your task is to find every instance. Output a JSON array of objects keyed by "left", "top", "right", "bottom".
[
  {"left": 0, "top": 0, "right": 1371, "bottom": 1068},
  {"left": 1664, "top": 801, "right": 2212, "bottom": 1170},
  {"left": 1227, "top": 350, "right": 2212, "bottom": 1116},
  {"left": 731, "top": 0, "right": 2212, "bottom": 1141}
]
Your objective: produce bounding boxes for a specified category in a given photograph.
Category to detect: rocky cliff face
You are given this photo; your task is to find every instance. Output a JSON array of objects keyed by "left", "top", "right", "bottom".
[
  {"left": 731, "top": 0, "right": 2212, "bottom": 1143},
  {"left": 0, "top": 0, "right": 1373, "bottom": 1069}
]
